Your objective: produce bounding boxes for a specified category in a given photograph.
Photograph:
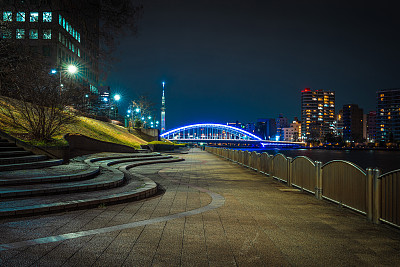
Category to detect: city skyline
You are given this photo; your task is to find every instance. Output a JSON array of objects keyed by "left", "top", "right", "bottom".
[{"left": 106, "top": 0, "right": 400, "bottom": 130}]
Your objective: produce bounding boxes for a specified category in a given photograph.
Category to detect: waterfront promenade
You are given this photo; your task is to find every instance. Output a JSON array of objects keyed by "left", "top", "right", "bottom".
[{"left": 0, "top": 148, "right": 400, "bottom": 266}]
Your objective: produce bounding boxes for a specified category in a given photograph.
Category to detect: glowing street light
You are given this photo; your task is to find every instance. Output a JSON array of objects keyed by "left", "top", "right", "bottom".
[
  {"left": 114, "top": 94, "right": 121, "bottom": 101},
  {"left": 68, "top": 64, "right": 78, "bottom": 74}
]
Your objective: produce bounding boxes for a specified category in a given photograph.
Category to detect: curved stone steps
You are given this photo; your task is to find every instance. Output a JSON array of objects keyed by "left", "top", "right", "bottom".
[
  {"left": 0, "top": 150, "right": 32, "bottom": 158},
  {"left": 88, "top": 155, "right": 174, "bottom": 167},
  {"left": 0, "top": 156, "right": 184, "bottom": 217},
  {"left": 0, "top": 167, "right": 123, "bottom": 198},
  {"left": 0, "top": 159, "right": 64, "bottom": 171},
  {"left": 0, "top": 142, "right": 17, "bottom": 147},
  {"left": 85, "top": 152, "right": 161, "bottom": 163},
  {"left": 0, "top": 166, "right": 100, "bottom": 186},
  {"left": 0, "top": 147, "right": 25, "bottom": 152},
  {"left": 0, "top": 155, "right": 47, "bottom": 165}
]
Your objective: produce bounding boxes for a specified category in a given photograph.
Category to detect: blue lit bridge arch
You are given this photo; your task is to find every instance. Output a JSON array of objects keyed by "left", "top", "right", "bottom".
[
  {"left": 160, "top": 123, "right": 305, "bottom": 148},
  {"left": 160, "top": 123, "right": 262, "bottom": 141}
]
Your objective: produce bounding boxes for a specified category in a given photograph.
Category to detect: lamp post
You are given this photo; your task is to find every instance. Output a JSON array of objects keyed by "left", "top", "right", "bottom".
[
  {"left": 51, "top": 64, "right": 78, "bottom": 94},
  {"left": 113, "top": 94, "right": 121, "bottom": 120}
]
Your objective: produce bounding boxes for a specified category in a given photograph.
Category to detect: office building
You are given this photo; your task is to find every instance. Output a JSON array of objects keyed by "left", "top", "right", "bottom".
[
  {"left": 367, "top": 111, "right": 377, "bottom": 142},
  {"left": 1, "top": 1, "right": 100, "bottom": 101},
  {"left": 342, "top": 104, "right": 364, "bottom": 142},
  {"left": 377, "top": 88, "right": 400, "bottom": 142},
  {"left": 301, "top": 88, "right": 335, "bottom": 140},
  {"left": 255, "top": 118, "right": 276, "bottom": 140}
]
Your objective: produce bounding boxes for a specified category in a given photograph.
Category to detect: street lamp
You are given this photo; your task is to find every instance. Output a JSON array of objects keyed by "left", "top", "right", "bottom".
[
  {"left": 113, "top": 94, "right": 121, "bottom": 120},
  {"left": 51, "top": 64, "right": 78, "bottom": 90}
]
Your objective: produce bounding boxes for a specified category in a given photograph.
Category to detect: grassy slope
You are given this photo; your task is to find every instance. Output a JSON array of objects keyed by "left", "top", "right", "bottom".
[
  {"left": 0, "top": 110, "right": 148, "bottom": 148},
  {"left": 54, "top": 116, "right": 148, "bottom": 148}
]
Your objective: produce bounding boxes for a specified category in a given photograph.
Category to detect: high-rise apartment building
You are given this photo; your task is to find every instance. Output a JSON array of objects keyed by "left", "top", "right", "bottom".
[
  {"left": 367, "top": 111, "right": 377, "bottom": 142},
  {"left": 377, "top": 88, "right": 400, "bottom": 142},
  {"left": 301, "top": 88, "right": 335, "bottom": 140},
  {"left": 342, "top": 104, "right": 364, "bottom": 142},
  {"left": 1, "top": 0, "right": 100, "bottom": 97}
]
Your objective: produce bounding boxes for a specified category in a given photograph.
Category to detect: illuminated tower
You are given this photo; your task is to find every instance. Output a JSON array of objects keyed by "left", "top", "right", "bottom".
[{"left": 161, "top": 82, "right": 166, "bottom": 133}]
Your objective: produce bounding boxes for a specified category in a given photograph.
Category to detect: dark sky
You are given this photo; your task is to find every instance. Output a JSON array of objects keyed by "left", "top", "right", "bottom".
[{"left": 107, "top": 0, "right": 400, "bottom": 131}]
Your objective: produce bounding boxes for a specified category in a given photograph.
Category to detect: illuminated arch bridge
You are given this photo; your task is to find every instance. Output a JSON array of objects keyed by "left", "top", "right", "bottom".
[
  {"left": 160, "top": 123, "right": 304, "bottom": 148},
  {"left": 160, "top": 123, "right": 262, "bottom": 141}
]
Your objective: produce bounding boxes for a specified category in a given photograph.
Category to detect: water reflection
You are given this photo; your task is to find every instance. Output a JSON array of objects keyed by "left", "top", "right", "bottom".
[{"left": 233, "top": 148, "right": 400, "bottom": 174}]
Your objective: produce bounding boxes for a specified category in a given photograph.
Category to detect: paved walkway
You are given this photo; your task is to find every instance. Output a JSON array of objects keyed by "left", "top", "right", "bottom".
[{"left": 0, "top": 148, "right": 400, "bottom": 266}]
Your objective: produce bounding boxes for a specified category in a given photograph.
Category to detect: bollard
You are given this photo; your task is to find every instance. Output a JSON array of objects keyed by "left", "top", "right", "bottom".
[
  {"left": 315, "top": 161, "right": 322, "bottom": 200},
  {"left": 366, "top": 168, "right": 373, "bottom": 222},
  {"left": 372, "top": 168, "right": 381, "bottom": 224}
]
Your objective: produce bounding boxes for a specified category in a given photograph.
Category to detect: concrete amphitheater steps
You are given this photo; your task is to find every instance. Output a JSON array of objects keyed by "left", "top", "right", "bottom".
[
  {"left": 0, "top": 167, "right": 121, "bottom": 198},
  {"left": 0, "top": 151, "right": 32, "bottom": 158},
  {"left": 0, "top": 156, "right": 184, "bottom": 217},
  {"left": 0, "top": 165, "right": 99, "bottom": 186},
  {"left": 0, "top": 146, "right": 25, "bottom": 152},
  {"left": 0, "top": 155, "right": 47, "bottom": 165},
  {"left": 0, "top": 138, "right": 63, "bottom": 171},
  {"left": 0, "top": 159, "right": 64, "bottom": 171}
]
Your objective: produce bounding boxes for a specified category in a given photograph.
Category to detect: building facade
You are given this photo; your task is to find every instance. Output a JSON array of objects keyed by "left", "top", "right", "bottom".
[
  {"left": 367, "top": 111, "right": 377, "bottom": 142},
  {"left": 282, "top": 121, "right": 301, "bottom": 142},
  {"left": 1, "top": 0, "right": 100, "bottom": 99},
  {"left": 255, "top": 118, "right": 276, "bottom": 140},
  {"left": 376, "top": 88, "right": 400, "bottom": 143},
  {"left": 342, "top": 104, "right": 364, "bottom": 142},
  {"left": 301, "top": 88, "right": 335, "bottom": 141}
]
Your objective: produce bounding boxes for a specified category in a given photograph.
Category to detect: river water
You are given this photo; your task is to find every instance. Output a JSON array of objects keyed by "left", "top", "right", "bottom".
[{"left": 230, "top": 148, "right": 400, "bottom": 174}]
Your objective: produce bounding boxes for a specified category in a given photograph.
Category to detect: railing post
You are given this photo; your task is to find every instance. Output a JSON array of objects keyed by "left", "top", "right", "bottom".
[
  {"left": 373, "top": 168, "right": 381, "bottom": 224},
  {"left": 287, "top": 157, "right": 292, "bottom": 187},
  {"left": 270, "top": 157, "right": 274, "bottom": 178},
  {"left": 366, "top": 168, "right": 373, "bottom": 222},
  {"left": 315, "top": 161, "right": 322, "bottom": 200}
]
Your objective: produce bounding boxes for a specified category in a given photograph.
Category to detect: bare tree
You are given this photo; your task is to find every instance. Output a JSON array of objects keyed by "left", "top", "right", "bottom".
[
  {"left": 0, "top": 44, "right": 76, "bottom": 141},
  {"left": 131, "top": 95, "right": 156, "bottom": 119}
]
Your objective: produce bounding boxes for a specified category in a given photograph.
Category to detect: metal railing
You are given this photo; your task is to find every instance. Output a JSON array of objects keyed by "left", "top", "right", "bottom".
[{"left": 205, "top": 146, "right": 400, "bottom": 229}]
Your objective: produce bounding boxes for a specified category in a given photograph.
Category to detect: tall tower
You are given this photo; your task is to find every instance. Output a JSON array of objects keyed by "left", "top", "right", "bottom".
[{"left": 161, "top": 82, "right": 166, "bottom": 133}]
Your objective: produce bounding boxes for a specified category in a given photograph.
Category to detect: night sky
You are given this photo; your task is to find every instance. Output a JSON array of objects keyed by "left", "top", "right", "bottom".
[{"left": 107, "top": 0, "right": 400, "bottom": 131}]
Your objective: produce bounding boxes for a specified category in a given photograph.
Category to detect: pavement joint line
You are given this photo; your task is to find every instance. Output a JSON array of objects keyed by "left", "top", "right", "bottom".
[{"left": 0, "top": 165, "right": 225, "bottom": 252}]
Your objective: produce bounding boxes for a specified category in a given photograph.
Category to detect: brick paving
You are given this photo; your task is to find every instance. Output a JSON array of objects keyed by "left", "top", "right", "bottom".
[{"left": 0, "top": 148, "right": 400, "bottom": 266}]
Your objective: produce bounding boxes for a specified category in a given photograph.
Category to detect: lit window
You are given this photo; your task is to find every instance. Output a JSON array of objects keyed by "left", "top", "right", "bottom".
[
  {"left": 66, "top": 21, "right": 69, "bottom": 31},
  {"left": 63, "top": 18, "right": 66, "bottom": 29},
  {"left": 77, "top": 33, "right": 80, "bottom": 42},
  {"left": 16, "top": 12, "right": 25, "bottom": 22},
  {"left": 2, "top": 29, "right": 12, "bottom": 38},
  {"left": 59, "top": 32, "right": 62, "bottom": 42},
  {"left": 77, "top": 48, "right": 80, "bottom": 57},
  {"left": 29, "top": 29, "right": 38, "bottom": 39},
  {"left": 30, "top": 12, "right": 38, "bottom": 22},
  {"left": 16, "top": 29, "right": 25, "bottom": 39},
  {"left": 43, "top": 29, "right": 51, "bottom": 39},
  {"left": 59, "top": 14, "right": 62, "bottom": 25},
  {"left": 3, "top": 11, "right": 12, "bottom": 22},
  {"left": 43, "top": 12, "right": 52, "bottom": 22},
  {"left": 72, "top": 43, "right": 75, "bottom": 52}
]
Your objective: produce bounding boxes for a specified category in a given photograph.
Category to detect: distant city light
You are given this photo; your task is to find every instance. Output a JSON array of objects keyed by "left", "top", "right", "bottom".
[
  {"left": 103, "top": 97, "right": 108, "bottom": 102},
  {"left": 148, "top": 116, "right": 151, "bottom": 119},
  {"left": 51, "top": 69, "right": 57, "bottom": 74}
]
